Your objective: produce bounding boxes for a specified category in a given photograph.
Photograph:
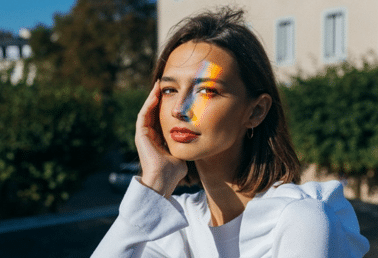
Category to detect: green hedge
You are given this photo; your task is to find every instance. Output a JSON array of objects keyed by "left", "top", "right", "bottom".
[
  {"left": 0, "top": 79, "right": 112, "bottom": 218},
  {"left": 281, "top": 61, "right": 378, "bottom": 180},
  {"left": 0, "top": 78, "right": 149, "bottom": 218},
  {"left": 0, "top": 72, "right": 151, "bottom": 218},
  {"left": 113, "top": 88, "right": 148, "bottom": 154},
  {"left": 0, "top": 77, "right": 148, "bottom": 218}
]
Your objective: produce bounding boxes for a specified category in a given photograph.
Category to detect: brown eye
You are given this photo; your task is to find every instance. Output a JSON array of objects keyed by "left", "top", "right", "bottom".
[
  {"left": 198, "top": 87, "right": 218, "bottom": 96},
  {"left": 161, "top": 88, "right": 176, "bottom": 95}
]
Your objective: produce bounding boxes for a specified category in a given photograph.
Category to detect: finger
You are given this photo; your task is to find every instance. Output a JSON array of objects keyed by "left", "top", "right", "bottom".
[
  {"left": 141, "top": 85, "right": 160, "bottom": 129},
  {"left": 138, "top": 80, "right": 160, "bottom": 118},
  {"left": 139, "top": 80, "right": 160, "bottom": 115},
  {"left": 136, "top": 81, "right": 161, "bottom": 129}
]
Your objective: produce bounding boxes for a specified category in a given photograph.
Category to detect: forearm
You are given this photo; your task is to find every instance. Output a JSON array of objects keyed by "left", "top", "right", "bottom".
[{"left": 91, "top": 176, "right": 189, "bottom": 258}]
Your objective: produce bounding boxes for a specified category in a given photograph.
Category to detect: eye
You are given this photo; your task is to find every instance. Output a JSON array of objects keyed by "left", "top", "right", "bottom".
[
  {"left": 161, "top": 87, "right": 177, "bottom": 95},
  {"left": 197, "top": 87, "right": 218, "bottom": 96}
]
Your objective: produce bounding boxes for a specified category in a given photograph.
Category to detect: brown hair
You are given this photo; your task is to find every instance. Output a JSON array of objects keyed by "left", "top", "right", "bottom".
[{"left": 152, "top": 7, "right": 300, "bottom": 196}]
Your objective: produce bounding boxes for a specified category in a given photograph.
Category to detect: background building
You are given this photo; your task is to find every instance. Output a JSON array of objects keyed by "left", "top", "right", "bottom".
[
  {"left": 158, "top": 0, "right": 378, "bottom": 82},
  {"left": 0, "top": 29, "right": 35, "bottom": 85},
  {"left": 0, "top": 38, "right": 32, "bottom": 61}
]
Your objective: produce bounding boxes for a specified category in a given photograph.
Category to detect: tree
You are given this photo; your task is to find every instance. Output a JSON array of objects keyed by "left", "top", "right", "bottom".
[
  {"left": 30, "top": 0, "right": 156, "bottom": 93},
  {"left": 0, "top": 30, "right": 14, "bottom": 41},
  {"left": 281, "top": 61, "right": 378, "bottom": 198},
  {"left": 29, "top": 0, "right": 157, "bottom": 162},
  {"left": 0, "top": 78, "right": 108, "bottom": 218},
  {"left": 0, "top": 0, "right": 156, "bottom": 219}
]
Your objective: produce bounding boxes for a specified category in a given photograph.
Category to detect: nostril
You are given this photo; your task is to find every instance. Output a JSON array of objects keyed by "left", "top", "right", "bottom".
[
  {"left": 172, "top": 108, "right": 190, "bottom": 121},
  {"left": 172, "top": 96, "right": 193, "bottom": 121}
]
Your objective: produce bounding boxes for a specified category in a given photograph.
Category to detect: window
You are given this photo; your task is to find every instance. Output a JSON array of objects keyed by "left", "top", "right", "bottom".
[
  {"left": 276, "top": 17, "right": 295, "bottom": 65},
  {"left": 22, "top": 45, "right": 32, "bottom": 59},
  {"left": 323, "top": 8, "right": 347, "bottom": 62},
  {"left": 6, "top": 45, "right": 20, "bottom": 60}
]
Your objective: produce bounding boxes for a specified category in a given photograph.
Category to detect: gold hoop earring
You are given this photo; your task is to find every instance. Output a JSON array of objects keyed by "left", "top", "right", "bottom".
[{"left": 247, "top": 127, "right": 254, "bottom": 139}]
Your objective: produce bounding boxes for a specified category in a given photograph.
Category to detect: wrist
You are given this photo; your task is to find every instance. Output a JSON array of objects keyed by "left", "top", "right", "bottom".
[{"left": 140, "top": 175, "right": 176, "bottom": 199}]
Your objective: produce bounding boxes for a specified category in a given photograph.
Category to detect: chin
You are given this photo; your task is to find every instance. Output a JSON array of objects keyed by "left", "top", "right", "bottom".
[
  {"left": 169, "top": 148, "right": 198, "bottom": 161},
  {"left": 167, "top": 142, "right": 203, "bottom": 161}
]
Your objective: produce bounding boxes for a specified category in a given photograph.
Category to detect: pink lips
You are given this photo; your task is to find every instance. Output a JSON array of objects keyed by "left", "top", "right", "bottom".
[{"left": 170, "top": 127, "right": 200, "bottom": 143}]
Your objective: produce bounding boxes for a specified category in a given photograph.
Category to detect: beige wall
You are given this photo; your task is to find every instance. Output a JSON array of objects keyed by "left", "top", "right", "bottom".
[{"left": 158, "top": 0, "right": 378, "bottom": 82}]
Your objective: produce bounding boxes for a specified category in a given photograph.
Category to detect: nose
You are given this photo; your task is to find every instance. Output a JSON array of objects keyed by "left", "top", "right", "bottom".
[{"left": 171, "top": 94, "right": 194, "bottom": 122}]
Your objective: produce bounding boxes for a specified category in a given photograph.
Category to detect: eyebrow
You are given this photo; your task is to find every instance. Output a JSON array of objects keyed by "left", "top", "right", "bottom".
[
  {"left": 161, "top": 76, "right": 225, "bottom": 85},
  {"left": 160, "top": 76, "right": 176, "bottom": 83}
]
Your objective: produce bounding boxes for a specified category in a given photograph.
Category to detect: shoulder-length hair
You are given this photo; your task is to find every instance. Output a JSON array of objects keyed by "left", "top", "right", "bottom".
[{"left": 152, "top": 7, "right": 300, "bottom": 197}]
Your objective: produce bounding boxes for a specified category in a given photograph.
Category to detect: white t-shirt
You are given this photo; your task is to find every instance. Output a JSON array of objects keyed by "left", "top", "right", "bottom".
[
  {"left": 209, "top": 212, "right": 242, "bottom": 257},
  {"left": 91, "top": 177, "right": 370, "bottom": 257}
]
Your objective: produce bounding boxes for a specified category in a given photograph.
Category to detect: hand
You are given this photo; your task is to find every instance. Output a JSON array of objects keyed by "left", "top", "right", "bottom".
[{"left": 135, "top": 80, "right": 188, "bottom": 198}]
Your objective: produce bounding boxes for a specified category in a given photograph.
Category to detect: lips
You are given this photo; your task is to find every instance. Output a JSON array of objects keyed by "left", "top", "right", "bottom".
[{"left": 170, "top": 127, "right": 200, "bottom": 143}]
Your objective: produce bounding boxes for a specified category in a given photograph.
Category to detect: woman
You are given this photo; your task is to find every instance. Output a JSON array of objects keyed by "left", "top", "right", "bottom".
[{"left": 92, "top": 7, "right": 369, "bottom": 257}]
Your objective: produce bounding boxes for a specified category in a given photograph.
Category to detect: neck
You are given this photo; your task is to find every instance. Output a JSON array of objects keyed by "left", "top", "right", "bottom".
[{"left": 195, "top": 140, "right": 253, "bottom": 227}]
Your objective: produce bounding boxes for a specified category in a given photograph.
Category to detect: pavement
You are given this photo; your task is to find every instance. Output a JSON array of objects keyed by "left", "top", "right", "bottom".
[{"left": 0, "top": 171, "right": 377, "bottom": 257}]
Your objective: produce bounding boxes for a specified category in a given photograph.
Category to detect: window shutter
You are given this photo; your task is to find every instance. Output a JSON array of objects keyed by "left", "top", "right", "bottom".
[
  {"left": 277, "top": 22, "right": 287, "bottom": 62},
  {"left": 334, "top": 12, "right": 345, "bottom": 56},
  {"left": 324, "top": 14, "right": 334, "bottom": 57},
  {"left": 286, "top": 21, "right": 294, "bottom": 61}
]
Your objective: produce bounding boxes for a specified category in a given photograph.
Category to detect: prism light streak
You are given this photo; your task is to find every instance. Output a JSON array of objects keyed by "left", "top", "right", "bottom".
[{"left": 181, "top": 61, "right": 223, "bottom": 127}]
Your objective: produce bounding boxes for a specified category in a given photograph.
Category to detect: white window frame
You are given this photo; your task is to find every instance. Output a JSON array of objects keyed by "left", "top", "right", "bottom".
[
  {"left": 22, "top": 45, "right": 32, "bottom": 59},
  {"left": 322, "top": 7, "right": 348, "bottom": 63},
  {"left": 275, "top": 16, "right": 296, "bottom": 66},
  {"left": 6, "top": 45, "right": 20, "bottom": 60}
]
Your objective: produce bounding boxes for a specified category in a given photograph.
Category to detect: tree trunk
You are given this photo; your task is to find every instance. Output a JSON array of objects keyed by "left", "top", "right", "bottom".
[{"left": 355, "top": 175, "right": 362, "bottom": 200}]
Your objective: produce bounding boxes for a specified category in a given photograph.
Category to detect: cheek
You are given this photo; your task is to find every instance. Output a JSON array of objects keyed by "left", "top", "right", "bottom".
[
  {"left": 204, "top": 103, "right": 246, "bottom": 136},
  {"left": 191, "top": 96, "right": 211, "bottom": 127},
  {"left": 159, "top": 102, "right": 171, "bottom": 131}
]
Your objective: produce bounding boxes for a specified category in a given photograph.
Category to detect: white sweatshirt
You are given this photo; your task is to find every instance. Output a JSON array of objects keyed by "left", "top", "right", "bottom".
[{"left": 91, "top": 177, "right": 370, "bottom": 257}]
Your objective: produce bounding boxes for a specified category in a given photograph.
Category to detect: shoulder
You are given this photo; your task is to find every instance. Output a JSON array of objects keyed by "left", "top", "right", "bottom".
[
  {"left": 266, "top": 180, "right": 344, "bottom": 201},
  {"left": 268, "top": 180, "right": 357, "bottom": 234},
  {"left": 268, "top": 180, "right": 360, "bottom": 232},
  {"left": 274, "top": 197, "right": 333, "bottom": 242},
  {"left": 241, "top": 181, "right": 343, "bottom": 236},
  {"left": 266, "top": 181, "right": 370, "bottom": 257}
]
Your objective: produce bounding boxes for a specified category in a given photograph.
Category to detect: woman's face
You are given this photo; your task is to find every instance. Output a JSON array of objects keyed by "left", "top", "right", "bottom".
[{"left": 159, "top": 41, "right": 254, "bottom": 161}]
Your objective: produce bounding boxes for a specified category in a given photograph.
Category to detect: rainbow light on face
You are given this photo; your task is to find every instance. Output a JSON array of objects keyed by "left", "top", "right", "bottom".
[{"left": 182, "top": 60, "right": 223, "bottom": 127}]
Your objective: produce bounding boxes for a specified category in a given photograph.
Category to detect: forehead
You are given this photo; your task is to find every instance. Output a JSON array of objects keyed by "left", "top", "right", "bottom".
[{"left": 163, "top": 41, "right": 239, "bottom": 79}]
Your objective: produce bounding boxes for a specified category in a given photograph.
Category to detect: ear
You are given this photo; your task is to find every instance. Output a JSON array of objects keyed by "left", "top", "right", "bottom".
[{"left": 245, "top": 94, "right": 272, "bottom": 128}]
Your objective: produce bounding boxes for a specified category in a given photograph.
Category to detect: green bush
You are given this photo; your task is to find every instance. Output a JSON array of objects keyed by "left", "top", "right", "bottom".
[
  {"left": 0, "top": 80, "right": 109, "bottom": 218},
  {"left": 113, "top": 88, "right": 148, "bottom": 154},
  {"left": 281, "top": 61, "right": 378, "bottom": 191},
  {"left": 0, "top": 74, "right": 149, "bottom": 219}
]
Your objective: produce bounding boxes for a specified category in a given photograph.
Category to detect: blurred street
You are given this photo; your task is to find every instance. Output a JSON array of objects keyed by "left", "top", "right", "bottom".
[
  {"left": 0, "top": 171, "right": 123, "bottom": 258},
  {"left": 0, "top": 171, "right": 377, "bottom": 258}
]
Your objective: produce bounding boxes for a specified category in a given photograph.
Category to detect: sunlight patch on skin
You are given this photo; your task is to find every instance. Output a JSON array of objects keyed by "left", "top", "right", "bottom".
[{"left": 182, "top": 61, "right": 223, "bottom": 127}]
